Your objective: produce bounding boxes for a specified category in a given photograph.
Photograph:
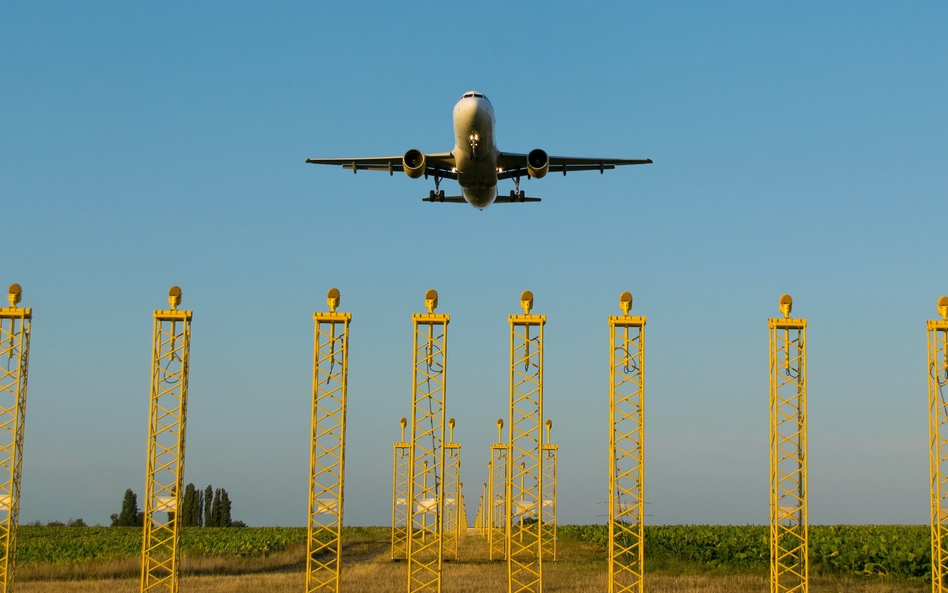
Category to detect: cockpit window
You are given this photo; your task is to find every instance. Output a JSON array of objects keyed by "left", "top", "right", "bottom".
[{"left": 462, "top": 92, "right": 488, "bottom": 100}]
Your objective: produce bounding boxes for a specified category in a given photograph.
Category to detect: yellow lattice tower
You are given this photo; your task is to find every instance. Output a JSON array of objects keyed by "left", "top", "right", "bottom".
[
  {"left": 507, "top": 290, "right": 545, "bottom": 593},
  {"left": 141, "top": 286, "right": 192, "bottom": 593},
  {"left": 306, "top": 288, "right": 351, "bottom": 592},
  {"left": 929, "top": 295, "right": 948, "bottom": 591},
  {"left": 489, "top": 419, "right": 508, "bottom": 561},
  {"left": 541, "top": 420, "right": 558, "bottom": 562},
  {"left": 769, "top": 294, "right": 808, "bottom": 593},
  {"left": 392, "top": 418, "right": 410, "bottom": 560},
  {"left": 608, "top": 291, "right": 646, "bottom": 593},
  {"left": 407, "top": 289, "right": 449, "bottom": 592},
  {"left": 0, "top": 284, "right": 31, "bottom": 593},
  {"left": 474, "top": 482, "right": 486, "bottom": 536},
  {"left": 443, "top": 418, "right": 461, "bottom": 561}
]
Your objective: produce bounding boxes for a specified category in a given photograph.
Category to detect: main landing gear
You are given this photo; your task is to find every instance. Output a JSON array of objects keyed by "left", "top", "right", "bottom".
[
  {"left": 509, "top": 174, "right": 525, "bottom": 202},
  {"left": 428, "top": 189, "right": 446, "bottom": 202}
]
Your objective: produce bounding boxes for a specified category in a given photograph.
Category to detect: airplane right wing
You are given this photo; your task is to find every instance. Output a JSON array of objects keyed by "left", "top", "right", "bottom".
[{"left": 306, "top": 151, "right": 458, "bottom": 180}]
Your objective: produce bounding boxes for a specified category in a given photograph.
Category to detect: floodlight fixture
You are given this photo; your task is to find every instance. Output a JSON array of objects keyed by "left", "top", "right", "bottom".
[
  {"left": 425, "top": 289, "right": 439, "bottom": 313},
  {"left": 520, "top": 290, "right": 534, "bottom": 314},
  {"left": 779, "top": 294, "right": 793, "bottom": 318},
  {"left": 168, "top": 285, "right": 182, "bottom": 310},
  {"left": 7, "top": 283, "right": 21, "bottom": 308},
  {"left": 327, "top": 288, "right": 341, "bottom": 312},
  {"left": 619, "top": 291, "right": 632, "bottom": 315}
]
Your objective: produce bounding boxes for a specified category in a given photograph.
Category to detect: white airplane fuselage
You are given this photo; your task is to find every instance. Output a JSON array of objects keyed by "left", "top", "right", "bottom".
[{"left": 451, "top": 94, "right": 500, "bottom": 208}]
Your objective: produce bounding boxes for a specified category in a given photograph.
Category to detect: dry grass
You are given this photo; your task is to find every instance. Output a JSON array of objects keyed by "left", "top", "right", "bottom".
[{"left": 14, "top": 528, "right": 929, "bottom": 593}]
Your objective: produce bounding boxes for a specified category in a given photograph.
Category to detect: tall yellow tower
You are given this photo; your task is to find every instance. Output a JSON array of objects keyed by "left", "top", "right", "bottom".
[
  {"left": 507, "top": 290, "right": 545, "bottom": 593},
  {"left": 928, "top": 295, "right": 948, "bottom": 591},
  {"left": 608, "top": 291, "right": 646, "bottom": 593},
  {"left": 0, "top": 284, "right": 31, "bottom": 593},
  {"left": 141, "top": 286, "right": 192, "bottom": 593},
  {"left": 769, "top": 294, "right": 808, "bottom": 593},
  {"left": 406, "top": 289, "right": 449, "bottom": 592},
  {"left": 305, "top": 288, "right": 351, "bottom": 592}
]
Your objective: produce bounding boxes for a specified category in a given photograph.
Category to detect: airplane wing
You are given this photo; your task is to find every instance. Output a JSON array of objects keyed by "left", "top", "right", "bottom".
[
  {"left": 305, "top": 152, "right": 458, "bottom": 179},
  {"left": 496, "top": 152, "right": 651, "bottom": 180}
]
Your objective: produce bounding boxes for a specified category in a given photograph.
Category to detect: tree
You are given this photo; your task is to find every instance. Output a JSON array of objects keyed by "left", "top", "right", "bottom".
[
  {"left": 111, "top": 489, "right": 142, "bottom": 527},
  {"left": 204, "top": 485, "right": 213, "bottom": 527},
  {"left": 210, "top": 488, "right": 222, "bottom": 527},
  {"left": 182, "top": 484, "right": 195, "bottom": 526},
  {"left": 220, "top": 489, "right": 232, "bottom": 527}
]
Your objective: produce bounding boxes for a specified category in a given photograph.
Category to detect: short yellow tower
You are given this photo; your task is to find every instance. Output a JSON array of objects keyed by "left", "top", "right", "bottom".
[
  {"left": 141, "top": 286, "right": 192, "bottom": 593},
  {"left": 928, "top": 295, "right": 948, "bottom": 591},
  {"left": 541, "top": 419, "right": 558, "bottom": 562},
  {"left": 769, "top": 294, "right": 809, "bottom": 593},
  {"left": 608, "top": 291, "right": 646, "bottom": 593},
  {"left": 489, "top": 418, "right": 508, "bottom": 561},
  {"left": 305, "top": 288, "right": 351, "bottom": 592},
  {"left": 443, "top": 418, "right": 462, "bottom": 561},
  {"left": 392, "top": 418, "right": 410, "bottom": 560},
  {"left": 0, "top": 284, "right": 31, "bottom": 593}
]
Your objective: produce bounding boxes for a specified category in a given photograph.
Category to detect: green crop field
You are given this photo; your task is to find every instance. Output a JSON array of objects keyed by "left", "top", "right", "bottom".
[{"left": 8, "top": 524, "right": 934, "bottom": 592}]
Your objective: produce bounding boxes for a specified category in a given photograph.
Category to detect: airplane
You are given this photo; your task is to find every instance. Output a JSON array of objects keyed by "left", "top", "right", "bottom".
[{"left": 305, "top": 91, "right": 652, "bottom": 210}]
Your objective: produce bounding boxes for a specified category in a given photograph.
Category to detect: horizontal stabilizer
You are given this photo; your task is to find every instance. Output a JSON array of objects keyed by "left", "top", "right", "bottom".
[{"left": 422, "top": 195, "right": 467, "bottom": 203}]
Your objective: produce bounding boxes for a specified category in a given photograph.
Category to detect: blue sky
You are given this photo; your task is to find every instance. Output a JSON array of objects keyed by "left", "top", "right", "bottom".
[{"left": 2, "top": 2, "right": 946, "bottom": 526}]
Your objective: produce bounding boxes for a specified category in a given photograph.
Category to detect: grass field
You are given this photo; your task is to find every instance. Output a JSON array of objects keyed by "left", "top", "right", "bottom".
[{"left": 13, "top": 526, "right": 931, "bottom": 592}]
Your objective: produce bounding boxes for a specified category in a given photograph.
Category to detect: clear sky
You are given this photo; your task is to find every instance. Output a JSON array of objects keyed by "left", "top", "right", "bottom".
[{"left": 2, "top": 2, "right": 946, "bottom": 527}]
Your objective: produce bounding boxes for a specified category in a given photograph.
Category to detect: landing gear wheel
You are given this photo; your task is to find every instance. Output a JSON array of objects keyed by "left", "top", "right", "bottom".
[
  {"left": 509, "top": 190, "right": 517, "bottom": 202},
  {"left": 438, "top": 190, "right": 445, "bottom": 202},
  {"left": 518, "top": 190, "right": 525, "bottom": 202},
  {"left": 429, "top": 190, "right": 436, "bottom": 202}
]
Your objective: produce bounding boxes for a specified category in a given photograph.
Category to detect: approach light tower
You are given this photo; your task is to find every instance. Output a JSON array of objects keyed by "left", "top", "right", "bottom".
[
  {"left": 768, "top": 294, "right": 809, "bottom": 593},
  {"left": 141, "top": 286, "right": 192, "bottom": 593},
  {"left": 306, "top": 288, "right": 351, "bottom": 592},
  {"left": 541, "top": 419, "right": 558, "bottom": 562},
  {"left": 392, "top": 418, "right": 410, "bottom": 560},
  {"left": 608, "top": 291, "right": 646, "bottom": 593},
  {"left": 489, "top": 418, "right": 508, "bottom": 561},
  {"left": 443, "top": 418, "right": 462, "bottom": 561},
  {"left": 507, "top": 290, "right": 545, "bottom": 593},
  {"left": 928, "top": 295, "right": 948, "bottom": 591},
  {"left": 406, "top": 289, "right": 449, "bottom": 592},
  {"left": 0, "top": 284, "right": 31, "bottom": 593}
]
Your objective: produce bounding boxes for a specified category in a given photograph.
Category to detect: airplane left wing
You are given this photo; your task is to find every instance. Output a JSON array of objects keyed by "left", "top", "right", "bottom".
[
  {"left": 305, "top": 152, "right": 458, "bottom": 179},
  {"left": 496, "top": 152, "right": 651, "bottom": 180}
]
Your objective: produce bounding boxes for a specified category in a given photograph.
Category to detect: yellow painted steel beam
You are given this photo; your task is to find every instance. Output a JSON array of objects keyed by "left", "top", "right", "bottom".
[
  {"left": 141, "top": 287, "right": 192, "bottom": 593},
  {"left": 769, "top": 294, "right": 808, "bottom": 593},
  {"left": 407, "top": 290, "right": 449, "bottom": 593},
  {"left": 306, "top": 289, "right": 351, "bottom": 593},
  {"left": 0, "top": 284, "right": 31, "bottom": 593},
  {"left": 392, "top": 418, "right": 410, "bottom": 560},
  {"left": 489, "top": 418, "right": 508, "bottom": 561},
  {"left": 507, "top": 291, "right": 545, "bottom": 593},
  {"left": 929, "top": 296, "right": 948, "bottom": 591},
  {"left": 541, "top": 420, "right": 557, "bottom": 562},
  {"left": 608, "top": 292, "right": 646, "bottom": 593}
]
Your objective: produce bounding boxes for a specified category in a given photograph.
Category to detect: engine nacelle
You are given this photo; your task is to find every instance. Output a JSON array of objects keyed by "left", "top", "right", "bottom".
[
  {"left": 527, "top": 148, "right": 549, "bottom": 179},
  {"left": 402, "top": 149, "right": 427, "bottom": 179}
]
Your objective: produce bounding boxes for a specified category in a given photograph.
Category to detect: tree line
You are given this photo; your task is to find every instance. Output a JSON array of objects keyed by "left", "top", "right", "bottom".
[{"left": 111, "top": 484, "right": 240, "bottom": 527}]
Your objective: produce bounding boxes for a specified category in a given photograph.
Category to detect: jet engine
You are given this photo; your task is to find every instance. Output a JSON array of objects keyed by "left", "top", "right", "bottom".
[
  {"left": 402, "top": 149, "right": 427, "bottom": 179},
  {"left": 527, "top": 149, "right": 549, "bottom": 179}
]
